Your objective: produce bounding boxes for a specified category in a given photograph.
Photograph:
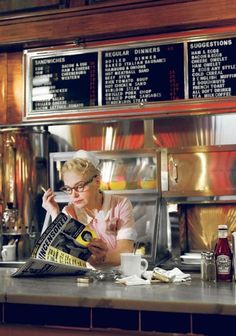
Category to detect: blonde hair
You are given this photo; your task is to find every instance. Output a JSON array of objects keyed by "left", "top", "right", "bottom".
[{"left": 61, "top": 158, "right": 100, "bottom": 179}]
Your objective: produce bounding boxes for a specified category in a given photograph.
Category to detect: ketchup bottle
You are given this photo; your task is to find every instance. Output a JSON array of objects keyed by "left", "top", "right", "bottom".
[{"left": 214, "top": 224, "right": 233, "bottom": 282}]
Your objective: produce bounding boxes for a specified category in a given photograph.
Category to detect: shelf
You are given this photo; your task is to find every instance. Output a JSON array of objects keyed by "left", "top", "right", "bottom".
[
  {"left": 54, "top": 190, "right": 159, "bottom": 205},
  {"left": 103, "top": 189, "right": 158, "bottom": 194},
  {"left": 0, "top": 261, "right": 25, "bottom": 268}
]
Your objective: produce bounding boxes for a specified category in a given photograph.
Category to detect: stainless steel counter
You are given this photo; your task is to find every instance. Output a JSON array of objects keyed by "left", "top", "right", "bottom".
[
  {"left": 0, "top": 261, "right": 24, "bottom": 268},
  {"left": 0, "top": 268, "right": 236, "bottom": 335},
  {"left": 2, "top": 269, "right": 235, "bottom": 314}
]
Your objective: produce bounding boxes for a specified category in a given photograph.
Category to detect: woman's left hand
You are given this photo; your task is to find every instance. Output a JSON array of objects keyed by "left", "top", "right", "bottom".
[{"left": 87, "top": 238, "right": 108, "bottom": 266}]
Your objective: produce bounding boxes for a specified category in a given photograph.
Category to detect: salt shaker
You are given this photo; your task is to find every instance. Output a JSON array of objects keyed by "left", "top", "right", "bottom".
[{"left": 201, "top": 251, "right": 216, "bottom": 282}]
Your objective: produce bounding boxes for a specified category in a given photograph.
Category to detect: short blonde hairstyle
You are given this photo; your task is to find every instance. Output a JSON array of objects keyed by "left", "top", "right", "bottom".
[{"left": 62, "top": 158, "right": 100, "bottom": 179}]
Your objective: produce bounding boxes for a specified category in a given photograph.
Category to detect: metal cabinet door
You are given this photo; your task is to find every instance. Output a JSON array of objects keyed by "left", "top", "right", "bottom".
[{"left": 167, "top": 147, "right": 236, "bottom": 196}]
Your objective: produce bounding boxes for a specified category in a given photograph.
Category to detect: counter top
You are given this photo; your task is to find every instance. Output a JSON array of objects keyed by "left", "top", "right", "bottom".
[
  {"left": 1, "top": 268, "right": 236, "bottom": 315},
  {"left": 1, "top": 268, "right": 236, "bottom": 335}
]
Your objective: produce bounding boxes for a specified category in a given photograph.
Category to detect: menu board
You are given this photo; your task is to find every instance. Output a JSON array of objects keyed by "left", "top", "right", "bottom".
[
  {"left": 26, "top": 33, "right": 236, "bottom": 118},
  {"left": 31, "top": 52, "right": 98, "bottom": 111},
  {"left": 188, "top": 37, "right": 236, "bottom": 98},
  {"left": 102, "top": 43, "right": 184, "bottom": 105}
]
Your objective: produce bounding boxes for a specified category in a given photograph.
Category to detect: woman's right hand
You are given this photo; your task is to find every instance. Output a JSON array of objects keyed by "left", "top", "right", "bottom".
[
  {"left": 87, "top": 238, "right": 109, "bottom": 267},
  {"left": 42, "top": 188, "right": 60, "bottom": 219}
]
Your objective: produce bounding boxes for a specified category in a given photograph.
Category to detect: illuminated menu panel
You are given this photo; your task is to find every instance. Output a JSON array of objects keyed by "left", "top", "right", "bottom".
[
  {"left": 27, "top": 34, "right": 236, "bottom": 118},
  {"left": 32, "top": 52, "right": 98, "bottom": 111},
  {"left": 102, "top": 43, "right": 184, "bottom": 105},
  {"left": 188, "top": 37, "right": 236, "bottom": 98}
]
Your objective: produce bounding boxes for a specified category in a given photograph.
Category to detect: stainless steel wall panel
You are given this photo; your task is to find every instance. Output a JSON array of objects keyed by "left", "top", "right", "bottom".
[
  {"left": 154, "top": 114, "right": 236, "bottom": 148},
  {"left": 0, "top": 127, "right": 49, "bottom": 236},
  {"left": 165, "top": 146, "right": 236, "bottom": 197},
  {"left": 179, "top": 204, "right": 236, "bottom": 252}
]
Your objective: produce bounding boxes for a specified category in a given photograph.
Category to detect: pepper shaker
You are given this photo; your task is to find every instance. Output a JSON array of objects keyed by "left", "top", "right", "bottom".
[{"left": 201, "top": 251, "right": 216, "bottom": 282}]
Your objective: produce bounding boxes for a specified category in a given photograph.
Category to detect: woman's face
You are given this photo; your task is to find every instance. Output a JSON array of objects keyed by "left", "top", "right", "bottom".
[{"left": 63, "top": 170, "right": 99, "bottom": 209}]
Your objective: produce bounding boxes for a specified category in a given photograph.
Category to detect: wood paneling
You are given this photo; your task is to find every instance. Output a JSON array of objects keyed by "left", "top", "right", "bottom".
[
  {"left": 0, "top": 53, "right": 7, "bottom": 124},
  {"left": 0, "top": 0, "right": 235, "bottom": 48},
  {"left": 7, "top": 52, "right": 23, "bottom": 124},
  {"left": 69, "top": 0, "right": 86, "bottom": 6},
  {"left": 0, "top": 0, "right": 62, "bottom": 14}
]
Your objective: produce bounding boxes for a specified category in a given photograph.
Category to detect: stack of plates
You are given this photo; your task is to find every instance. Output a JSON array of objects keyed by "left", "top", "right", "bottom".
[{"left": 180, "top": 253, "right": 201, "bottom": 265}]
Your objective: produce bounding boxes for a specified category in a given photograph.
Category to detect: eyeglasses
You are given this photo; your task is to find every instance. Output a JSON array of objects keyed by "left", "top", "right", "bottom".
[{"left": 60, "top": 175, "right": 97, "bottom": 195}]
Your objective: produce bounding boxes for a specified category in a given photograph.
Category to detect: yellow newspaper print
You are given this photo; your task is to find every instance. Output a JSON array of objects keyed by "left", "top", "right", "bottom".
[{"left": 46, "top": 246, "right": 86, "bottom": 267}]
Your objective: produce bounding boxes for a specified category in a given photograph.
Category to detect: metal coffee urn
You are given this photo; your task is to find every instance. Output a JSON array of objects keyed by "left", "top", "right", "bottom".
[{"left": 0, "top": 127, "right": 49, "bottom": 262}]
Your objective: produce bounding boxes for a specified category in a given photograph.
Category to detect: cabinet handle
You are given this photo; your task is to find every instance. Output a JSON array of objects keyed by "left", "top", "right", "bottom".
[{"left": 173, "top": 162, "right": 178, "bottom": 183}]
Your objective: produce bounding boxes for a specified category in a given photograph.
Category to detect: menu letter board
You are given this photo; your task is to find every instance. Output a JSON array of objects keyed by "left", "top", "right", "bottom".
[
  {"left": 102, "top": 43, "right": 184, "bottom": 105},
  {"left": 188, "top": 38, "right": 236, "bottom": 98},
  {"left": 32, "top": 52, "right": 98, "bottom": 111}
]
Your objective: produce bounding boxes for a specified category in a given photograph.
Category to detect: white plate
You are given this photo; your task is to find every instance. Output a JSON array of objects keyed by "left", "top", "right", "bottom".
[{"left": 180, "top": 253, "right": 201, "bottom": 265}]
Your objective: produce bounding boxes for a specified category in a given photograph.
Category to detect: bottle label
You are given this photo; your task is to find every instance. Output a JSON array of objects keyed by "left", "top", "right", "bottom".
[
  {"left": 216, "top": 255, "right": 231, "bottom": 274},
  {"left": 218, "top": 231, "right": 228, "bottom": 238}
]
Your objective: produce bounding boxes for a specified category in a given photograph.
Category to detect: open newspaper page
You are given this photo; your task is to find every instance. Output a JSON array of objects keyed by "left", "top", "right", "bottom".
[{"left": 12, "top": 213, "right": 97, "bottom": 277}]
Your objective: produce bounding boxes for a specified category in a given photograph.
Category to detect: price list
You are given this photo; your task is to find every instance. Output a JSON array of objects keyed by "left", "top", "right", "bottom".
[
  {"left": 188, "top": 38, "right": 236, "bottom": 98},
  {"left": 32, "top": 52, "right": 98, "bottom": 111},
  {"left": 102, "top": 43, "right": 184, "bottom": 105}
]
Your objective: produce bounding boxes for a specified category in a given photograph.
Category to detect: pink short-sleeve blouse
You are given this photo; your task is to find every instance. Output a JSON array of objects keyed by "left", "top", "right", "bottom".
[{"left": 63, "top": 193, "right": 137, "bottom": 250}]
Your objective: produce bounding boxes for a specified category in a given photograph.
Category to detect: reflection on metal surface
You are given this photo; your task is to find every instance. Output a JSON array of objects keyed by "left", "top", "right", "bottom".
[
  {"left": 0, "top": 127, "right": 49, "bottom": 237},
  {"left": 49, "top": 120, "right": 144, "bottom": 151},
  {"left": 3, "top": 134, "right": 16, "bottom": 204},
  {"left": 179, "top": 204, "right": 236, "bottom": 252},
  {"left": 154, "top": 114, "right": 236, "bottom": 148},
  {"left": 195, "top": 153, "right": 207, "bottom": 192},
  {"left": 165, "top": 146, "right": 236, "bottom": 197}
]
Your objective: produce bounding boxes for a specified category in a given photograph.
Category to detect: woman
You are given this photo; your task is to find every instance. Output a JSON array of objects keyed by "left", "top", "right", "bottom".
[{"left": 42, "top": 150, "right": 137, "bottom": 267}]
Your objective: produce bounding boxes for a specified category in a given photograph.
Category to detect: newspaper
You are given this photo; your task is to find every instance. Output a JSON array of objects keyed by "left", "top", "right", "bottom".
[{"left": 12, "top": 212, "right": 96, "bottom": 277}]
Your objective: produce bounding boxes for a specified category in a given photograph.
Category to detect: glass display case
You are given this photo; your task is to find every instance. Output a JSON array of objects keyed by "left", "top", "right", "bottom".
[
  {"left": 46, "top": 149, "right": 169, "bottom": 266},
  {"left": 50, "top": 150, "right": 158, "bottom": 193}
]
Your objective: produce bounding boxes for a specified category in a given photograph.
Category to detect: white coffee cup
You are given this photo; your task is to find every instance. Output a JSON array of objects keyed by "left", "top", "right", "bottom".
[
  {"left": 1, "top": 244, "right": 16, "bottom": 261},
  {"left": 120, "top": 252, "right": 148, "bottom": 277}
]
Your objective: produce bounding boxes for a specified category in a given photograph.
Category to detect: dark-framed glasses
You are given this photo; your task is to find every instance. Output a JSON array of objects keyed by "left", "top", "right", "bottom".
[{"left": 60, "top": 175, "right": 97, "bottom": 195}]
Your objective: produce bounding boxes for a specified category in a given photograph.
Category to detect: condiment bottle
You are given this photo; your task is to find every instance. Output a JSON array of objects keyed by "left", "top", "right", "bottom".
[{"left": 214, "top": 224, "right": 233, "bottom": 282}]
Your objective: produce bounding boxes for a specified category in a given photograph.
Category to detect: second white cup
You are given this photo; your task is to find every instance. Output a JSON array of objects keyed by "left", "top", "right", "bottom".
[
  {"left": 1, "top": 244, "right": 16, "bottom": 261},
  {"left": 120, "top": 252, "right": 148, "bottom": 277}
]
